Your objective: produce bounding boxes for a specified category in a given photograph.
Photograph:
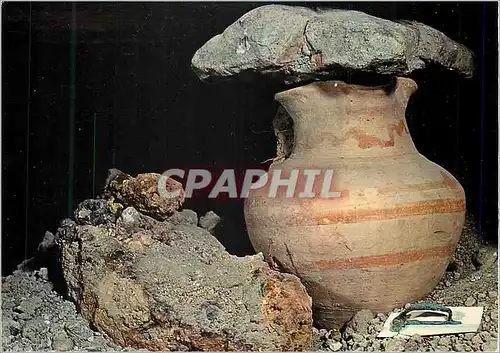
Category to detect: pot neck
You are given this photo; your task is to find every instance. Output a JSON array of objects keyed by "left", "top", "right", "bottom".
[{"left": 275, "top": 77, "right": 419, "bottom": 159}]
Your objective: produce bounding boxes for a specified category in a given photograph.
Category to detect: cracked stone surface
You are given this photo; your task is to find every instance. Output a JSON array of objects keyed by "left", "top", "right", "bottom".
[
  {"left": 102, "top": 168, "right": 185, "bottom": 221},
  {"left": 191, "top": 5, "right": 474, "bottom": 84},
  {"left": 56, "top": 203, "right": 313, "bottom": 351}
]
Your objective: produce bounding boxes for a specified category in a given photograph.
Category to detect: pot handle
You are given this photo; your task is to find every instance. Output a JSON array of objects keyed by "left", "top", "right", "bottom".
[{"left": 393, "top": 77, "right": 418, "bottom": 110}]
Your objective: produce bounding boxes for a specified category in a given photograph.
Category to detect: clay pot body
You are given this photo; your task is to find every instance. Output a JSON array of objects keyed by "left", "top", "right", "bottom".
[{"left": 244, "top": 77, "right": 465, "bottom": 329}]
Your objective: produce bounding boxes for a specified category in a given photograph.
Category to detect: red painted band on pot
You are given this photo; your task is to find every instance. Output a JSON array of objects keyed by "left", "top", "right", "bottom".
[
  {"left": 316, "top": 199, "right": 465, "bottom": 225},
  {"left": 308, "top": 244, "right": 453, "bottom": 270}
]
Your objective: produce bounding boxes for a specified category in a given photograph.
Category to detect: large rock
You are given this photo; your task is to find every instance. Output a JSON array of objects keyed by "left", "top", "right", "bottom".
[
  {"left": 192, "top": 5, "right": 474, "bottom": 83},
  {"left": 56, "top": 204, "right": 313, "bottom": 351}
]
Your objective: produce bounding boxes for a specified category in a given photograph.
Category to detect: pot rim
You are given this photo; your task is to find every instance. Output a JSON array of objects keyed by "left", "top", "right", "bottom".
[{"left": 274, "top": 77, "right": 417, "bottom": 101}]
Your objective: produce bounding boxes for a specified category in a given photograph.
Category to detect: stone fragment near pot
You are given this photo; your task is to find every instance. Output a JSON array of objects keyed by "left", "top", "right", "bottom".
[
  {"left": 192, "top": 5, "right": 474, "bottom": 84},
  {"left": 473, "top": 244, "right": 498, "bottom": 270},
  {"left": 343, "top": 310, "right": 375, "bottom": 336},
  {"left": 327, "top": 340, "right": 342, "bottom": 351},
  {"left": 56, "top": 200, "right": 313, "bottom": 351},
  {"left": 37, "top": 231, "right": 56, "bottom": 252},
  {"left": 74, "top": 199, "right": 118, "bottom": 226},
  {"left": 167, "top": 209, "right": 199, "bottom": 226},
  {"left": 199, "top": 210, "right": 221, "bottom": 234},
  {"left": 103, "top": 168, "right": 184, "bottom": 221},
  {"left": 465, "top": 297, "right": 477, "bottom": 307},
  {"left": 52, "top": 332, "right": 75, "bottom": 351},
  {"left": 482, "top": 338, "right": 499, "bottom": 352},
  {"left": 383, "top": 338, "right": 406, "bottom": 352}
]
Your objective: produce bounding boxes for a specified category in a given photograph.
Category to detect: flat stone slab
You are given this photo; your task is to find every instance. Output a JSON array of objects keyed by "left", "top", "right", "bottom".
[{"left": 192, "top": 5, "right": 474, "bottom": 83}]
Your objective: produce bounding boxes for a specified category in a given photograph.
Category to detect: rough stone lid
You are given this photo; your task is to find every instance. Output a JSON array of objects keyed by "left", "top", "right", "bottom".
[{"left": 191, "top": 5, "right": 474, "bottom": 84}]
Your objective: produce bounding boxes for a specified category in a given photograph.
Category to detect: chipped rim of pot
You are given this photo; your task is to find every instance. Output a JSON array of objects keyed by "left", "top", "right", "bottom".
[{"left": 274, "top": 77, "right": 418, "bottom": 100}]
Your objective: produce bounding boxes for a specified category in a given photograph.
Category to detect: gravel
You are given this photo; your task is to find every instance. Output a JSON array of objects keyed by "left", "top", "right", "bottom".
[
  {"left": 312, "top": 216, "right": 498, "bottom": 352},
  {"left": 1, "top": 269, "right": 121, "bottom": 351}
]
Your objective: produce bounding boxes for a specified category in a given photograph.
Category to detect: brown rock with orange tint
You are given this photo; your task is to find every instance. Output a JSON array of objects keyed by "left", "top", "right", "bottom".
[
  {"left": 103, "top": 168, "right": 184, "bottom": 220},
  {"left": 57, "top": 202, "right": 313, "bottom": 351}
]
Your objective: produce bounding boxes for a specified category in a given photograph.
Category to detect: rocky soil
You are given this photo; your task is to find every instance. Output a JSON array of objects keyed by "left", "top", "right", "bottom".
[
  {"left": 312, "top": 217, "right": 498, "bottom": 352},
  {"left": 2, "top": 215, "right": 497, "bottom": 352},
  {"left": 2, "top": 167, "right": 497, "bottom": 352},
  {"left": 2, "top": 268, "right": 120, "bottom": 351}
]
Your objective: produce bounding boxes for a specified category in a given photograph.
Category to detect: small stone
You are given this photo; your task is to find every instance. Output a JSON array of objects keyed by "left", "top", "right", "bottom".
[
  {"left": 477, "top": 293, "right": 487, "bottom": 299},
  {"left": 464, "top": 333, "right": 475, "bottom": 340},
  {"left": 411, "top": 334, "right": 424, "bottom": 344},
  {"left": 480, "top": 331, "right": 492, "bottom": 340},
  {"left": 371, "top": 340, "right": 381, "bottom": 351},
  {"left": 351, "top": 333, "right": 364, "bottom": 343},
  {"left": 465, "top": 297, "right": 476, "bottom": 306},
  {"left": 37, "top": 267, "right": 49, "bottom": 281},
  {"left": 471, "top": 334, "right": 484, "bottom": 345},
  {"left": 404, "top": 339, "right": 419, "bottom": 351},
  {"left": 74, "top": 199, "right": 117, "bottom": 226},
  {"left": 357, "top": 339, "right": 368, "bottom": 348},
  {"left": 453, "top": 342, "right": 464, "bottom": 351},
  {"left": 38, "top": 231, "right": 56, "bottom": 252},
  {"left": 437, "top": 345, "right": 450, "bottom": 351},
  {"left": 464, "top": 344, "right": 473, "bottom": 352},
  {"left": 52, "top": 333, "right": 75, "bottom": 351},
  {"left": 488, "top": 291, "right": 498, "bottom": 298},
  {"left": 376, "top": 312, "right": 388, "bottom": 322},
  {"left": 198, "top": 211, "right": 221, "bottom": 234},
  {"left": 482, "top": 338, "right": 499, "bottom": 352},
  {"left": 438, "top": 336, "right": 451, "bottom": 346},
  {"left": 7, "top": 319, "right": 21, "bottom": 335},
  {"left": 167, "top": 209, "right": 198, "bottom": 226},
  {"left": 327, "top": 340, "right": 342, "bottom": 352},
  {"left": 473, "top": 246, "right": 498, "bottom": 269},
  {"left": 16, "top": 297, "right": 42, "bottom": 316},
  {"left": 329, "top": 330, "right": 341, "bottom": 341},
  {"left": 383, "top": 339, "right": 405, "bottom": 352},
  {"left": 341, "top": 340, "right": 348, "bottom": 350},
  {"left": 17, "top": 312, "right": 32, "bottom": 321},
  {"left": 345, "top": 309, "right": 375, "bottom": 336}
]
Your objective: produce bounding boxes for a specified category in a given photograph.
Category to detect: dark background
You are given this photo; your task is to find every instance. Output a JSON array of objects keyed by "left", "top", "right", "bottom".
[{"left": 2, "top": 2, "right": 498, "bottom": 275}]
